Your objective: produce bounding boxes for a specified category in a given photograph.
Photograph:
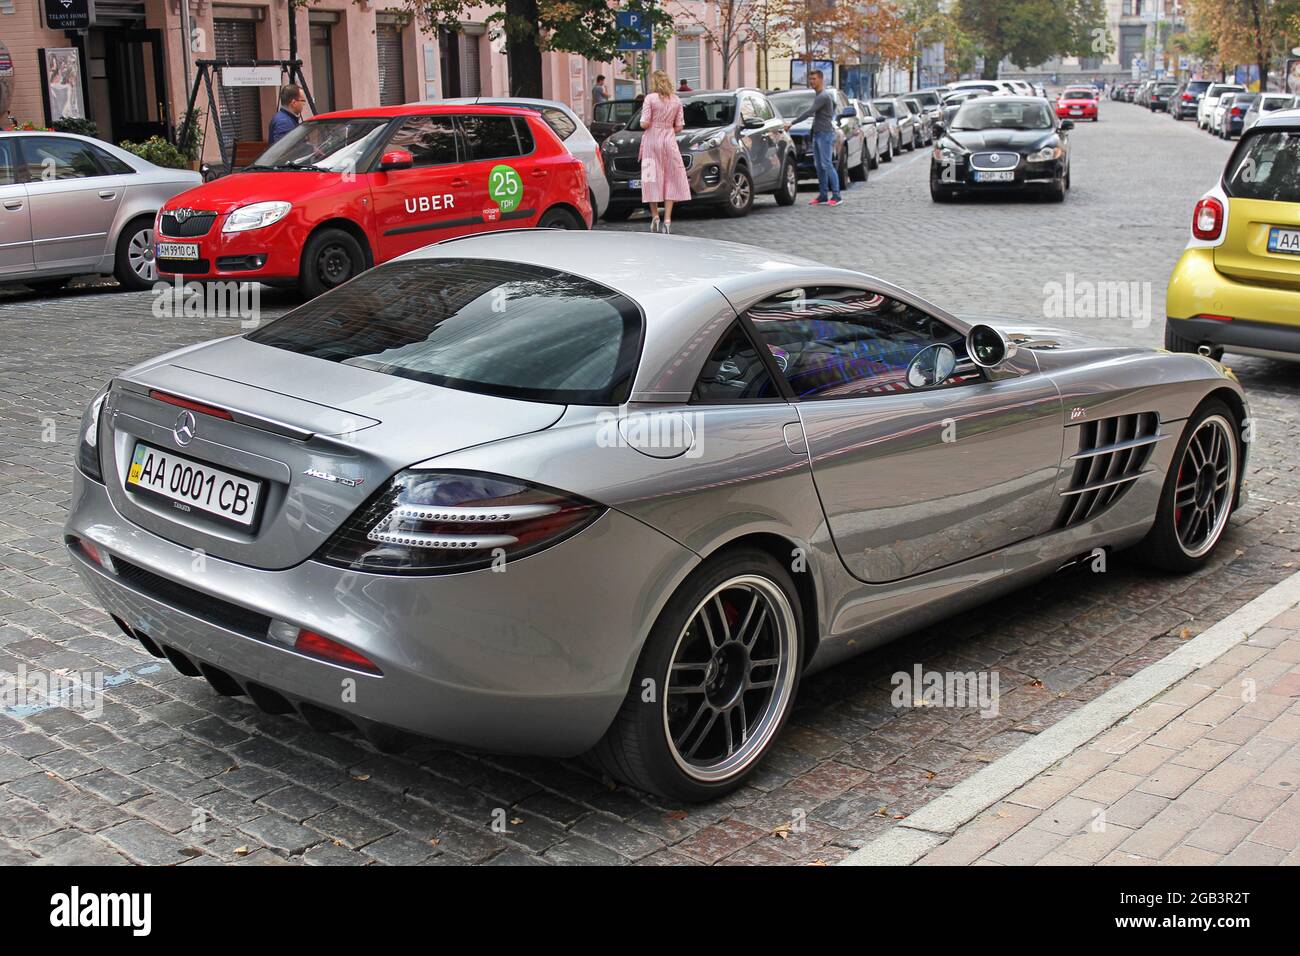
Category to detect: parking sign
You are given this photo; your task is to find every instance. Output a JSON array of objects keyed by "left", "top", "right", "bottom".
[{"left": 616, "top": 11, "right": 653, "bottom": 51}]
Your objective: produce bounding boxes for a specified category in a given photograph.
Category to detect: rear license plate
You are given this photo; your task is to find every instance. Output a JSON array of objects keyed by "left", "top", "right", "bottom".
[
  {"left": 126, "top": 441, "right": 262, "bottom": 528},
  {"left": 973, "top": 171, "right": 1015, "bottom": 183},
  {"left": 628, "top": 179, "right": 641, "bottom": 189},
  {"left": 157, "top": 242, "right": 199, "bottom": 260},
  {"left": 1070, "top": 109, "right": 1082, "bottom": 115},
  {"left": 1267, "top": 227, "right": 1300, "bottom": 255}
]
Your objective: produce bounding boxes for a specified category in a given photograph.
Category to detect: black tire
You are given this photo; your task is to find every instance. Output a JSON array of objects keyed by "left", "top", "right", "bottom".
[
  {"left": 1046, "top": 175, "right": 1066, "bottom": 202},
  {"left": 588, "top": 547, "right": 804, "bottom": 802},
  {"left": 113, "top": 216, "right": 157, "bottom": 291},
  {"left": 836, "top": 152, "right": 850, "bottom": 191},
  {"left": 773, "top": 158, "right": 798, "bottom": 206},
  {"left": 930, "top": 181, "right": 956, "bottom": 203},
  {"left": 851, "top": 153, "right": 869, "bottom": 181},
  {"left": 881, "top": 138, "right": 893, "bottom": 163},
  {"left": 1132, "top": 400, "right": 1240, "bottom": 573},
  {"left": 299, "top": 227, "right": 366, "bottom": 299},
  {"left": 1163, "top": 321, "right": 1222, "bottom": 359},
  {"left": 601, "top": 204, "right": 634, "bottom": 222},
  {"left": 24, "top": 277, "right": 71, "bottom": 294},
  {"left": 722, "top": 166, "right": 754, "bottom": 218},
  {"left": 538, "top": 206, "right": 584, "bottom": 229}
]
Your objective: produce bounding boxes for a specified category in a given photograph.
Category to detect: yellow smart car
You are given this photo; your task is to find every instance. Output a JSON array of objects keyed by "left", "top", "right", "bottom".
[{"left": 1166, "top": 110, "right": 1300, "bottom": 360}]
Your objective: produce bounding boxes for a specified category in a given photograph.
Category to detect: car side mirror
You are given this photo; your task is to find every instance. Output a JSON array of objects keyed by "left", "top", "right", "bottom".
[
  {"left": 743, "top": 116, "right": 765, "bottom": 129},
  {"left": 379, "top": 149, "right": 414, "bottom": 171},
  {"left": 966, "top": 324, "right": 1017, "bottom": 369},
  {"left": 839, "top": 106, "right": 856, "bottom": 119},
  {"left": 906, "top": 343, "right": 958, "bottom": 389},
  {"left": 1059, "top": 119, "right": 1074, "bottom": 131}
]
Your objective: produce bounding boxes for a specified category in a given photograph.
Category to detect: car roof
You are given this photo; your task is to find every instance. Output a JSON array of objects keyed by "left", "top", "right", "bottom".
[
  {"left": 1253, "top": 108, "right": 1300, "bottom": 130},
  {"left": 313, "top": 103, "right": 534, "bottom": 121},
  {"left": 437, "top": 96, "right": 575, "bottom": 115}
]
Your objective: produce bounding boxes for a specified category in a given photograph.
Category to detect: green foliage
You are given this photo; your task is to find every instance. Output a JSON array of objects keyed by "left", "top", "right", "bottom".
[
  {"left": 412, "top": 0, "right": 673, "bottom": 59},
  {"left": 52, "top": 117, "right": 99, "bottom": 138},
  {"left": 957, "top": 0, "right": 1108, "bottom": 74},
  {"left": 118, "top": 136, "right": 191, "bottom": 169},
  {"left": 173, "top": 109, "right": 204, "bottom": 162}
]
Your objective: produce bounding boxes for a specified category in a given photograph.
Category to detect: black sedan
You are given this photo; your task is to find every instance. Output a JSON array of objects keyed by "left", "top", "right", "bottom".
[{"left": 929, "top": 97, "right": 1072, "bottom": 203}]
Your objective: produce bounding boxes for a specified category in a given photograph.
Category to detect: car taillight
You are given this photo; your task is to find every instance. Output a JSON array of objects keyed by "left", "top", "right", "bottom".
[
  {"left": 77, "top": 388, "right": 108, "bottom": 482},
  {"left": 1182, "top": 93, "right": 1192, "bottom": 101},
  {"left": 1192, "top": 197, "right": 1224, "bottom": 240},
  {"left": 148, "top": 390, "right": 233, "bottom": 420},
  {"left": 1231, "top": 107, "right": 1243, "bottom": 116},
  {"left": 315, "top": 470, "right": 604, "bottom": 574}
]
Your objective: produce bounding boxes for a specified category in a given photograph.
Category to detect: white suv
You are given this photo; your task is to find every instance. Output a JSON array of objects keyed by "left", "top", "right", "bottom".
[{"left": 1197, "top": 83, "right": 1245, "bottom": 129}]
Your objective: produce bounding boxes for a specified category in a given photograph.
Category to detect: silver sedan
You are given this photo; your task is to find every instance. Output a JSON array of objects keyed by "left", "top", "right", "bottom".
[
  {"left": 66, "top": 232, "right": 1248, "bottom": 801},
  {"left": 0, "top": 131, "right": 201, "bottom": 292}
]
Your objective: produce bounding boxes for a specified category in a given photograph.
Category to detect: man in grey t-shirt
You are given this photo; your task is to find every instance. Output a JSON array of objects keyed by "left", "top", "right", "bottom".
[{"left": 786, "top": 69, "right": 841, "bottom": 205}]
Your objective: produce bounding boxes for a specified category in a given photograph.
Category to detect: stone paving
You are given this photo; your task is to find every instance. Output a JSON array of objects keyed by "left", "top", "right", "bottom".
[
  {"left": 1, "top": 103, "right": 1298, "bottom": 864},
  {"left": 913, "top": 604, "right": 1300, "bottom": 866}
]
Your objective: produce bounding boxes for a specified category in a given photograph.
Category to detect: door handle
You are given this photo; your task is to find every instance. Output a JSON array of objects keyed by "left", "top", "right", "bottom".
[
  {"left": 531, "top": 169, "right": 549, "bottom": 177},
  {"left": 2, "top": 200, "right": 21, "bottom": 211},
  {"left": 98, "top": 190, "right": 117, "bottom": 200},
  {"left": 450, "top": 177, "right": 469, "bottom": 187}
]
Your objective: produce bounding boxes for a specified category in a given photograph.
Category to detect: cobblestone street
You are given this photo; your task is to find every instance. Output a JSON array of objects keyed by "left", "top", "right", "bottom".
[{"left": 2, "top": 104, "right": 1298, "bottom": 865}]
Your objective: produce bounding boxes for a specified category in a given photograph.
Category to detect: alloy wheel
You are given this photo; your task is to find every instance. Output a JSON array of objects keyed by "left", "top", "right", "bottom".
[
  {"left": 318, "top": 245, "right": 353, "bottom": 287},
  {"left": 128, "top": 227, "right": 157, "bottom": 283},
  {"left": 730, "top": 172, "right": 752, "bottom": 209},
  {"left": 663, "top": 575, "right": 797, "bottom": 782},
  {"left": 1174, "top": 414, "right": 1237, "bottom": 559}
]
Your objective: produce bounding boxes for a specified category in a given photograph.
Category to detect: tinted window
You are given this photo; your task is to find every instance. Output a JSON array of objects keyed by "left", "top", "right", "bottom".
[
  {"left": 692, "top": 322, "right": 779, "bottom": 402},
  {"left": 1263, "top": 96, "right": 1296, "bottom": 112},
  {"left": 951, "top": 100, "right": 1054, "bottom": 130},
  {"left": 680, "top": 95, "right": 736, "bottom": 129},
  {"left": 0, "top": 140, "right": 17, "bottom": 185},
  {"left": 872, "top": 100, "right": 896, "bottom": 117},
  {"left": 20, "top": 136, "right": 104, "bottom": 180},
  {"left": 387, "top": 115, "right": 459, "bottom": 166},
  {"left": 1064, "top": 89, "right": 1097, "bottom": 100},
  {"left": 745, "top": 288, "right": 971, "bottom": 399},
  {"left": 460, "top": 115, "right": 528, "bottom": 160},
  {"left": 252, "top": 118, "right": 389, "bottom": 172},
  {"left": 246, "top": 259, "right": 642, "bottom": 405},
  {"left": 486, "top": 102, "right": 575, "bottom": 141},
  {"left": 771, "top": 91, "right": 815, "bottom": 118},
  {"left": 92, "top": 146, "right": 135, "bottom": 174},
  {"left": 1226, "top": 131, "right": 1300, "bottom": 204}
]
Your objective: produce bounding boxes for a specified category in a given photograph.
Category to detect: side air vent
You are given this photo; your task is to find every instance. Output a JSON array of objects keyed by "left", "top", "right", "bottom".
[{"left": 1054, "top": 412, "right": 1166, "bottom": 529}]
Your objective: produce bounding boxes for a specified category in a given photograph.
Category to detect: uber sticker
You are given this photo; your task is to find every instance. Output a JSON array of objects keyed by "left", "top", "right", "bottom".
[{"left": 489, "top": 164, "right": 522, "bottom": 214}]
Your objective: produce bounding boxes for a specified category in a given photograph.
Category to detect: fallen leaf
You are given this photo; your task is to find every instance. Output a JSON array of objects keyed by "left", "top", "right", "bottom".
[
  {"left": 510, "top": 817, "right": 523, "bottom": 826},
  {"left": 353, "top": 774, "right": 370, "bottom": 781},
  {"left": 429, "top": 838, "right": 440, "bottom": 847},
  {"left": 771, "top": 824, "right": 791, "bottom": 840},
  {"left": 1179, "top": 627, "right": 1192, "bottom": 640},
  {"left": 665, "top": 809, "right": 688, "bottom": 821},
  {"left": 233, "top": 846, "right": 250, "bottom": 856}
]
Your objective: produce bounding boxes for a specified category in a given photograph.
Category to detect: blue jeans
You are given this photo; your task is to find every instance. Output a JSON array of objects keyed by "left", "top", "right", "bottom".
[{"left": 812, "top": 131, "right": 841, "bottom": 201}]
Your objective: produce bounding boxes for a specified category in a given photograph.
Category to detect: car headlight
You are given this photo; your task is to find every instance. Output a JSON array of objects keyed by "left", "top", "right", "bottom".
[
  {"left": 601, "top": 138, "right": 618, "bottom": 154},
  {"left": 1027, "top": 145, "right": 1062, "bottom": 162},
  {"left": 690, "top": 130, "right": 726, "bottom": 151},
  {"left": 222, "top": 201, "right": 291, "bottom": 233},
  {"left": 77, "top": 386, "right": 109, "bottom": 483},
  {"left": 933, "top": 145, "right": 964, "bottom": 163},
  {"left": 315, "top": 470, "right": 605, "bottom": 575}
]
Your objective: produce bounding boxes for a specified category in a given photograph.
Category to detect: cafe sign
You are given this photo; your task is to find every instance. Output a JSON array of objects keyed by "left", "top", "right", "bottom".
[{"left": 44, "top": 0, "right": 90, "bottom": 31}]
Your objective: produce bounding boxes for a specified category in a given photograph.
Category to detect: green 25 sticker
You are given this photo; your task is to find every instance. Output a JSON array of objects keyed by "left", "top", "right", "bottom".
[{"left": 489, "top": 164, "right": 522, "bottom": 213}]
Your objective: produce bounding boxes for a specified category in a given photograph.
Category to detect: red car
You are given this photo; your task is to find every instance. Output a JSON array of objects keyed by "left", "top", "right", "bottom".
[
  {"left": 155, "top": 104, "right": 592, "bottom": 296},
  {"left": 1056, "top": 88, "right": 1099, "bottom": 122}
]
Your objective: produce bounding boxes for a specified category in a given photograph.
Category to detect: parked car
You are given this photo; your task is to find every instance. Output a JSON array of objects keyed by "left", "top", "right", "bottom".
[
  {"left": 1166, "top": 111, "right": 1300, "bottom": 360},
  {"left": 854, "top": 99, "right": 894, "bottom": 166},
  {"left": 1242, "top": 93, "right": 1298, "bottom": 133},
  {"left": 1170, "top": 79, "right": 1212, "bottom": 120},
  {"left": 440, "top": 96, "right": 608, "bottom": 218},
  {"left": 900, "top": 89, "right": 945, "bottom": 137},
  {"left": 68, "top": 229, "right": 1249, "bottom": 800},
  {"left": 1149, "top": 82, "right": 1179, "bottom": 112},
  {"left": 769, "top": 87, "right": 863, "bottom": 185},
  {"left": 0, "top": 131, "right": 201, "bottom": 293},
  {"left": 931, "top": 96, "right": 1072, "bottom": 203},
  {"left": 1056, "top": 87, "right": 1099, "bottom": 121},
  {"left": 1216, "top": 92, "right": 1258, "bottom": 138},
  {"left": 943, "top": 89, "right": 985, "bottom": 107},
  {"left": 603, "top": 88, "right": 797, "bottom": 220},
  {"left": 1198, "top": 83, "right": 1246, "bottom": 129},
  {"left": 948, "top": 80, "right": 1002, "bottom": 95},
  {"left": 154, "top": 104, "right": 591, "bottom": 298},
  {"left": 589, "top": 97, "right": 639, "bottom": 144},
  {"left": 895, "top": 96, "right": 934, "bottom": 147},
  {"left": 861, "top": 99, "right": 901, "bottom": 160},
  {"left": 873, "top": 97, "right": 920, "bottom": 150}
]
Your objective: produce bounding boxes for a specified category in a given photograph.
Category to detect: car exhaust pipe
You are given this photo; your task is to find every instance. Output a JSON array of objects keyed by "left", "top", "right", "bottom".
[{"left": 1197, "top": 344, "right": 1214, "bottom": 357}]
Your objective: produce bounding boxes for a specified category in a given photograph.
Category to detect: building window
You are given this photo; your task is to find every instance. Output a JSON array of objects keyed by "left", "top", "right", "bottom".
[
  {"left": 377, "top": 15, "right": 406, "bottom": 106},
  {"left": 676, "top": 36, "right": 700, "bottom": 90},
  {"left": 213, "top": 15, "right": 262, "bottom": 149},
  {"left": 438, "top": 27, "right": 481, "bottom": 98},
  {"left": 309, "top": 11, "right": 338, "bottom": 114}
]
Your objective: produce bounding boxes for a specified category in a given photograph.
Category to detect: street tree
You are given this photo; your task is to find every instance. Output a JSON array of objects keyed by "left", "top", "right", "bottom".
[{"left": 956, "top": 0, "right": 1107, "bottom": 79}]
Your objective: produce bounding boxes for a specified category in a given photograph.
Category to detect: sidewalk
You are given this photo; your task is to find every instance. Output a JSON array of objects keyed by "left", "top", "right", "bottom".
[{"left": 843, "top": 573, "right": 1300, "bottom": 866}]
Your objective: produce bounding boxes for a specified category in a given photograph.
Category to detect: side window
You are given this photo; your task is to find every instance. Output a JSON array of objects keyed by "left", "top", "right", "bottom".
[
  {"left": 514, "top": 116, "right": 535, "bottom": 154},
  {"left": 0, "top": 140, "right": 17, "bottom": 185},
  {"left": 539, "top": 107, "right": 576, "bottom": 141},
  {"left": 459, "top": 115, "right": 525, "bottom": 161},
  {"left": 739, "top": 95, "right": 757, "bottom": 122},
  {"left": 91, "top": 145, "right": 135, "bottom": 175},
  {"left": 756, "top": 95, "right": 777, "bottom": 121},
  {"left": 387, "top": 115, "right": 459, "bottom": 166},
  {"left": 745, "top": 287, "right": 977, "bottom": 400},
  {"left": 20, "top": 136, "right": 104, "bottom": 181},
  {"left": 691, "top": 321, "right": 781, "bottom": 403}
]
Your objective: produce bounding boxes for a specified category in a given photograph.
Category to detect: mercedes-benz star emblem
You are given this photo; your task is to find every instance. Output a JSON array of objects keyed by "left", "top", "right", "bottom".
[
  {"left": 173, "top": 410, "right": 196, "bottom": 446},
  {"left": 990, "top": 153, "right": 1001, "bottom": 163},
  {"left": 172, "top": 208, "right": 193, "bottom": 224}
]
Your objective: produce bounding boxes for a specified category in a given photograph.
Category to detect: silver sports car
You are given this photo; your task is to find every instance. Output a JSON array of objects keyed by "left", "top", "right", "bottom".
[{"left": 66, "top": 232, "right": 1249, "bottom": 801}]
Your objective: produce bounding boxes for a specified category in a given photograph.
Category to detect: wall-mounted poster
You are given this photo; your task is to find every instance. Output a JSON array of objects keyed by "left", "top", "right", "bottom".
[
  {"left": 41, "top": 47, "right": 85, "bottom": 123},
  {"left": 1287, "top": 59, "right": 1300, "bottom": 96}
]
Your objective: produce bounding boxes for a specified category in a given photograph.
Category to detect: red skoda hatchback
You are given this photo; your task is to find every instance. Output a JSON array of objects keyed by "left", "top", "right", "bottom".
[{"left": 155, "top": 104, "right": 592, "bottom": 296}]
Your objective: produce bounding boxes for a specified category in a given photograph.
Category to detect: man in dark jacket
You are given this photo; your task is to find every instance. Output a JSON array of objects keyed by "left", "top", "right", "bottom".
[
  {"left": 268, "top": 84, "right": 305, "bottom": 145},
  {"left": 786, "top": 70, "right": 841, "bottom": 206}
]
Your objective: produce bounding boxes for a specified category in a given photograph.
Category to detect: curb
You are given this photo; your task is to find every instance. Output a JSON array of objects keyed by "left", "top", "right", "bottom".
[{"left": 839, "top": 568, "right": 1300, "bottom": 866}]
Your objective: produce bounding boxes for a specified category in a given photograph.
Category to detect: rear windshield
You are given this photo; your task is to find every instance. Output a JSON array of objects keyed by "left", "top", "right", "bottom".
[
  {"left": 1225, "top": 131, "right": 1300, "bottom": 203},
  {"left": 246, "top": 259, "right": 643, "bottom": 405}
]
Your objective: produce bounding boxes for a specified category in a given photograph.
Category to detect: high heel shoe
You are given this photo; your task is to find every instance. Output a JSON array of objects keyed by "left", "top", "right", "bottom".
[
  {"left": 662, "top": 221, "right": 671, "bottom": 235},
  {"left": 650, "top": 217, "right": 661, "bottom": 233}
]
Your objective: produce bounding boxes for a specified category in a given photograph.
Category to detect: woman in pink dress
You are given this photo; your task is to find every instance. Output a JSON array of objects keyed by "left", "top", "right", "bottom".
[{"left": 639, "top": 70, "right": 691, "bottom": 233}]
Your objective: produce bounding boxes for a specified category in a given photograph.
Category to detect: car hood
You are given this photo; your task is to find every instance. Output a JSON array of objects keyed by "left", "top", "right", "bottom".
[
  {"left": 160, "top": 170, "right": 338, "bottom": 214},
  {"left": 604, "top": 127, "right": 724, "bottom": 153},
  {"left": 945, "top": 128, "right": 1056, "bottom": 151}
]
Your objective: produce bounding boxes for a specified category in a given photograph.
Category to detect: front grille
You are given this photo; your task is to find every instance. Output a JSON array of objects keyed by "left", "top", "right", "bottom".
[
  {"left": 160, "top": 211, "right": 217, "bottom": 237},
  {"left": 112, "top": 557, "right": 271, "bottom": 640},
  {"left": 970, "top": 151, "right": 1020, "bottom": 170},
  {"left": 157, "top": 257, "right": 210, "bottom": 275},
  {"left": 612, "top": 154, "right": 692, "bottom": 175},
  {"left": 1054, "top": 412, "right": 1163, "bottom": 529}
]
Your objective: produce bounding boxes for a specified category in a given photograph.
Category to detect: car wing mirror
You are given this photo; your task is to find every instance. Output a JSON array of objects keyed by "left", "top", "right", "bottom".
[
  {"left": 839, "top": 106, "right": 856, "bottom": 119},
  {"left": 966, "top": 324, "right": 1017, "bottom": 369},
  {"left": 906, "top": 344, "right": 958, "bottom": 389},
  {"left": 1059, "top": 120, "right": 1074, "bottom": 131},
  {"left": 379, "top": 149, "right": 414, "bottom": 171},
  {"left": 743, "top": 116, "right": 766, "bottom": 129}
]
